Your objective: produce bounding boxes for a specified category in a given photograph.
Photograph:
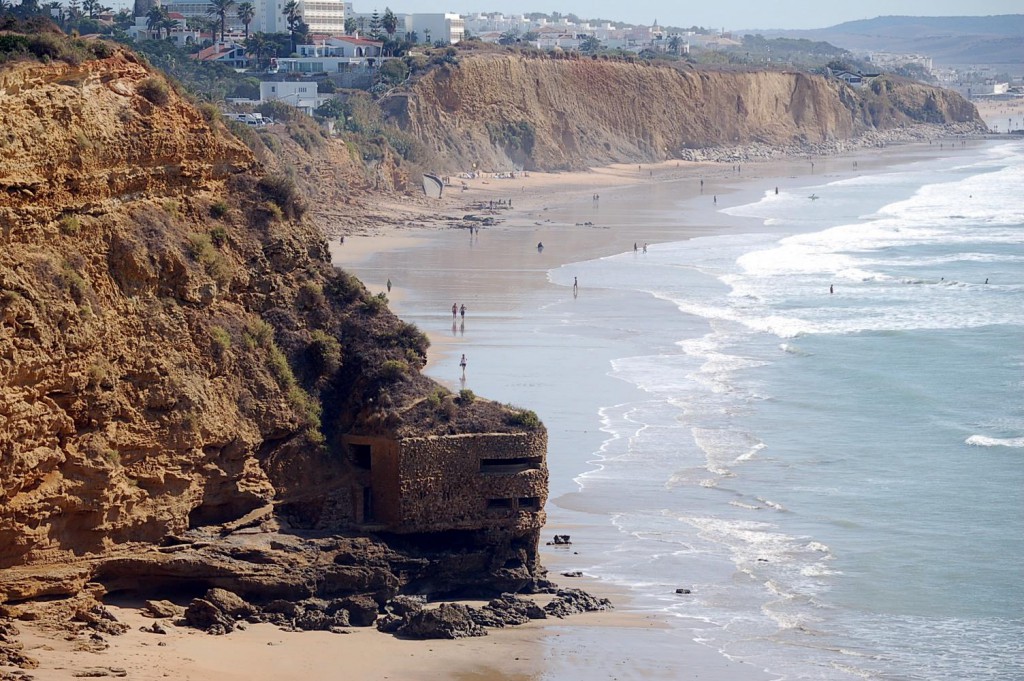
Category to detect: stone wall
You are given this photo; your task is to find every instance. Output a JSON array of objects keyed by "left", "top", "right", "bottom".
[
  {"left": 341, "top": 431, "right": 547, "bottom": 535},
  {"left": 396, "top": 432, "right": 547, "bottom": 534}
]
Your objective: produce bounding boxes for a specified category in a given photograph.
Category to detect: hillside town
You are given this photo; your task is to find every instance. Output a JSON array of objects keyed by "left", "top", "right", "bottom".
[{"left": 26, "top": 0, "right": 1021, "bottom": 121}]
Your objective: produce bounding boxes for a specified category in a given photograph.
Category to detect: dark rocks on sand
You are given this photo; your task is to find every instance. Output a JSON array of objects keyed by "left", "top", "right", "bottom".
[
  {"left": 334, "top": 595, "right": 379, "bottom": 627},
  {"left": 384, "top": 595, "right": 426, "bottom": 618},
  {"left": 543, "top": 588, "right": 613, "bottom": 618},
  {"left": 184, "top": 598, "right": 235, "bottom": 634},
  {"left": 375, "top": 613, "right": 404, "bottom": 633},
  {"left": 141, "top": 600, "right": 182, "bottom": 619},
  {"left": 139, "top": 622, "right": 168, "bottom": 635},
  {"left": 262, "top": 599, "right": 299, "bottom": 618},
  {"left": 398, "top": 603, "right": 487, "bottom": 640},
  {"left": 0, "top": 621, "right": 38, "bottom": 670},
  {"left": 482, "top": 594, "right": 546, "bottom": 625},
  {"left": 70, "top": 667, "right": 127, "bottom": 677},
  {"left": 675, "top": 588, "right": 692, "bottom": 595},
  {"left": 203, "top": 588, "right": 257, "bottom": 619},
  {"left": 73, "top": 605, "right": 129, "bottom": 636},
  {"left": 546, "top": 534, "right": 572, "bottom": 546},
  {"left": 560, "top": 570, "right": 583, "bottom": 578}
]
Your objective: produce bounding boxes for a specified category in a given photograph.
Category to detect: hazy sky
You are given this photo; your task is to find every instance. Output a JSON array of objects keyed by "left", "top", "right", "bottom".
[{"left": 400, "top": 1, "right": 1021, "bottom": 30}]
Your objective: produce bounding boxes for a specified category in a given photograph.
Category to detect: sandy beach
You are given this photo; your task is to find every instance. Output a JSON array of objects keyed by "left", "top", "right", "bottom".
[
  {"left": 5, "top": 136, "right": 993, "bottom": 681},
  {"left": 973, "top": 97, "right": 1024, "bottom": 132},
  {"left": 321, "top": 139, "right": 990, "bottom": 680}
]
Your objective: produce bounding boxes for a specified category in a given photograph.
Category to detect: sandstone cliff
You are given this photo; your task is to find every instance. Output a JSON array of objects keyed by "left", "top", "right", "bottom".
[
  {"left": 383, "top": 54, "right": 984, "bottom": 171},
  {"left": 0, "top": 41, "right": 547, "bottom": 610}
]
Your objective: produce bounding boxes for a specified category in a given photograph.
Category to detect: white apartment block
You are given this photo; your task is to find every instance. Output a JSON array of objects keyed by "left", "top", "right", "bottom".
[
  {"left": 407, "top": 13, "right": 464, "bottom": 45},
  {"left": 346, "top": 11, "right": 462, "bottom": 44},
  {"left": 253, "top": 0, "right": 345, "bottom": 36},
  {"left": 299, "top": 0, "right": 346, "bottom": 34}
]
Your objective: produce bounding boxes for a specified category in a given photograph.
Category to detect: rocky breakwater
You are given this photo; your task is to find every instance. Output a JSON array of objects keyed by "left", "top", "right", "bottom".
[
  {"left": 0, "top": 31, "right": 557, "bottom": 647},
  {"left": 383, "top": 54, "right": 985, "bottom": 172}
]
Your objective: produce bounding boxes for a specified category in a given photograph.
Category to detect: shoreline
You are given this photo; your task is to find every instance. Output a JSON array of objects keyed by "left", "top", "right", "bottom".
[
  {"left": 325, "top": 139, "right": 991, "bottom": 680},
  {"left": 4, "top": 136, "right": 996, "bottom": 681},
  {"left": 326, "top": 120, "right": 988, "bottom": 243}
]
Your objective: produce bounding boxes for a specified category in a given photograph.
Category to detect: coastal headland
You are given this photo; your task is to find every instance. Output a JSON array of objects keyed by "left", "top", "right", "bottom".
[{"left": 0, "top": 26, "right": 990, "bottom": 681}]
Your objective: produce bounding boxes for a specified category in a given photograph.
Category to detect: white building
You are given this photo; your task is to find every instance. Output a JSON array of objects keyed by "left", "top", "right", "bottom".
[
  {"left": 407, "top": 13, "right": 464, "bottom": 45},
  {"left": 462, "top": 12, "right": 529, "bottom": 35},
  {"left": 534, "top": 33, "right": 581, "bottom": 51},
  {"left": 259, "top": 81, "right": 324, "bottom": 114},
  {"left": 127, "top": 13, "right": 200, "bottom": 46},
  {"left": 297, "top": 0, "right": 346, "bottom": 34},
  {"left": 276, "top": 36, "right": 383, "bottom": 72},
  {"left": 348, "top": 10, "right": 410, "bottom": 40},
  {"left": 254, "top": 0, "right": 346, "bottom": 36}
]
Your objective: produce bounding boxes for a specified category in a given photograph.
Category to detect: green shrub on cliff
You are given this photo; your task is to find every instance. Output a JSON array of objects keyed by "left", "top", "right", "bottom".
[
  {"left": 505, "top": 407, "right": 541, "bottom": 430},
  {"left": 361, "top": 291, "right": 389, "bottom": 313},
  {"left": 307, "top": 330, "right": 342, "bottom": 378},
  {"left": 485, "top": 120, "right": 536, "bottom": 155},
  {"left": 210, "top": 326, "right": 232, "bottom": 358},
  {"left": 379, "top": 359, "right": 407, "bottom": 382},
  {"left": 267, "top": 344, "right": 294, "bottom": 387},
  {"left": 257, "top": 174, "right": 306, "bottom": 220},
  {"left": 243, "top": 319, "right": 275, "bottom": 349},
  {"left": 187, "top": 232, "right": 232, "bottom": 287},
  {"left": 137, "top": 77, "right": 171, "bottom": 106},
  {"left": 58, "top": 216, "right": 81, "bottom": 236},
  {"left": 0, "top": 22, "right": 110, "bottom": 66}
]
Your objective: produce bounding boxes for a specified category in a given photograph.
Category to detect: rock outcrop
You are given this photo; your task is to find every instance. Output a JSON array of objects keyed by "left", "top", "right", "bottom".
[
  {"left": 0, "top": 39, "right": 548, "bottom": 613},
  {"left": 383, "top": 54, "right": 985, "bottom": 171}
]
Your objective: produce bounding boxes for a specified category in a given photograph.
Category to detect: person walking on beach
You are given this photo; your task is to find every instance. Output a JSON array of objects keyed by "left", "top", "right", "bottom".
[
  {"left": 459, "top": 353, "right": 467, "bottom": 378},
  {"left": 452, "top": 303, "right": 458, "bottom": 320},
  {"left": 643, "top": 243, "right": 647, "bottom": 253},
  {"left": 830, "top": 284, "right": 834, "bottom": 294},
  {"left": 460, "top": 304, "right": 466, "bottom": 320},
  {"left": 713, "top": 195, "right": 717, "bottom": 205},
  {"left": 386, "top": 278, "right": 392, "bottom": 293},
  {"left": 573, "top": 276, "right": 578, "bottom": 294},
  {"left": 634, "top": 242, "right": 638, "bottom": 253}
]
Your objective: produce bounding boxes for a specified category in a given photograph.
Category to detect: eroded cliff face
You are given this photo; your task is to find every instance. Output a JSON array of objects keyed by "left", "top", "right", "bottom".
[
  {"left": 384, "top": 55, "right": 984, "bottom": 171},
  {"left": 0, "top": 51, "right": 280, "bottom": 570},
  {"left": 0, "top": 46, "right": 547, "bottom": 608}
]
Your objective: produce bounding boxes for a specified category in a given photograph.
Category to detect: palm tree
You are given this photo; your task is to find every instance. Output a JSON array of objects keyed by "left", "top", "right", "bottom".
[
  {"left": 235, "top": 1, "right": 254, "bottom": 41},
  {"left": 245, "top": 32, "right": 274, "bottom": 68},
  {"left": 0, "top": 0, "right": 11, "bottom": 13},
  {"left": 145, "top": 5, "right": 165, "bottom": 39},
  {"left": 381, "top": 7, "right": 397, "bottom": 39},
  {"left": 81, "top": 0, "right": 95, "bottom": 17},
  {"left": 207, "top": 0, "right": 234, "bottom": 42},
  {"left": 579, "top": 35, "right": 602, "bottom": 55},
  {"left": 344, "top": 16, "right": 356, "bottom": 36},
  {"left": 113, "top": 7, "right": 132, "bottom": 29},
  {"left": 282, "top": 0, "right": 300, "bottom": 53},
  {"left": 160, "top": 15, "right": 177, "bottom": 39},
  {"left": 668, "top": 35, "right": 682, "bottom": 55}
]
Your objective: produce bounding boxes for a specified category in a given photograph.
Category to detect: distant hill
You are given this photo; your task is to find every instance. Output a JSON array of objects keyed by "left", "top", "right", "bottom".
[{"left": 752, "top": 15, "right": 1024, "bottom": 64}]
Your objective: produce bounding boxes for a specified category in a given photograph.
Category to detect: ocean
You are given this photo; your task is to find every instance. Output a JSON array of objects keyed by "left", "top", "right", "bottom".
[
  {"left": 336, "top": 139, "right": 1023, "bottom": 680},
  {"left": 543, "top": 140, "right": 1024, "bottom": 680}
]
